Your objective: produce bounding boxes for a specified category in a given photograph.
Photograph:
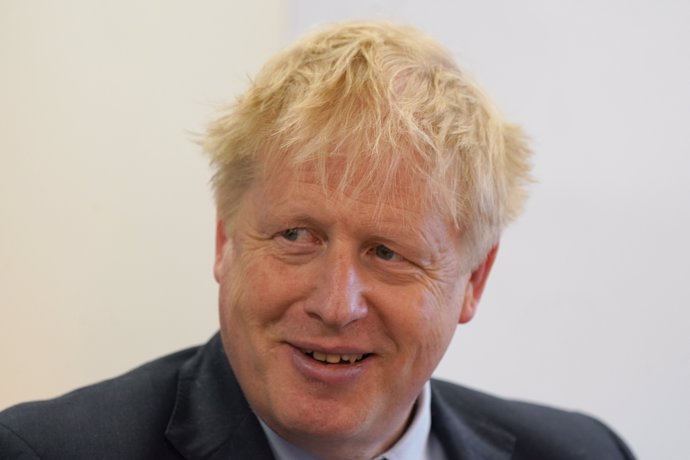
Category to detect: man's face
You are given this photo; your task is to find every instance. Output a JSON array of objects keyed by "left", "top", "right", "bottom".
[{"left": 214, "top": 162, "right": 491, "bottom": 455}]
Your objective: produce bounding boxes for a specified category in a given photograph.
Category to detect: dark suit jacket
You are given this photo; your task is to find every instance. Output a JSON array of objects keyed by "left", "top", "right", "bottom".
[{"left": 0, "top": 333, "right": 635, "bottom": 459}]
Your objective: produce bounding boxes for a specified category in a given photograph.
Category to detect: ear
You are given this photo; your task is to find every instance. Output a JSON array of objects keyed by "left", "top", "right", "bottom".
[
  {"left": 459, "top": 243, "right": 499, "bottom": 324},
  {"left": 214, "top": 219, "right": 228, "bottom": 284}
]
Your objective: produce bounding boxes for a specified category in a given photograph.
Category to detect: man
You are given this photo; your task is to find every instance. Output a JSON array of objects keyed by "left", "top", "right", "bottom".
[{"left": 0, "top": 22, "right": 634, "bottom": 459}]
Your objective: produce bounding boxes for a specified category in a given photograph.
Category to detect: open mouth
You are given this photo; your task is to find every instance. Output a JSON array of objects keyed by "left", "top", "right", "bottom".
[{"left": 301, "top": 349, "right": 371, "bottom": 364}]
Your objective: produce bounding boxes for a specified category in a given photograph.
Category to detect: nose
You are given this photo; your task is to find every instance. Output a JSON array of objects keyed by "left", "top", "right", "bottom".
[{"left": 303, "top": 249, "right": 369, "bottom": 328}]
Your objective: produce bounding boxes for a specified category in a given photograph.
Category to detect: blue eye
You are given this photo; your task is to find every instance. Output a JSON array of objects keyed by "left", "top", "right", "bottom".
[
  {"left": 280, "top": 228, "right": 304, "bottom": 242},
  {"left": 374, "top": 245, "right": 401, "bottom": 261}
]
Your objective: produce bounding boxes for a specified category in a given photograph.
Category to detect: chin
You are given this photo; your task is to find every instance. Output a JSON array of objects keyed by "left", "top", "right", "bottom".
[{"left": 266, "top": 395, "right": 375, "bottom": 441}]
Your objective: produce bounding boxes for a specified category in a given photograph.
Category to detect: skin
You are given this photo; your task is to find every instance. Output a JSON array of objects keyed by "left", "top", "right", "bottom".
[{"left": 214, "top": 163, "right": 497, "bottom": 460}]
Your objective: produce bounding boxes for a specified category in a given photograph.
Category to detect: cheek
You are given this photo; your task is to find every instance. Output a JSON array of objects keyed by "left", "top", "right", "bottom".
[
  {"left": 218, "top": 257, "right": 291, "bottom": 373},
  {"left": 220, "top": 254, "right": 310, "bottom": 329},
  {"left": 420, "top": 291, "right": 462, "bottom": 351},
  {"left": 375, "top": 283, "right": 460, "bottom": 355},
  {"left": 404, "top": 283, "right": 464, "bottom": 363}
]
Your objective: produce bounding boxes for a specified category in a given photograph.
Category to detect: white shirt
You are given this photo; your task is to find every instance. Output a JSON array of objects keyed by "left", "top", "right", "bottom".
[{"left": 259, "top": 381, "right": 447, "bottom": 460}]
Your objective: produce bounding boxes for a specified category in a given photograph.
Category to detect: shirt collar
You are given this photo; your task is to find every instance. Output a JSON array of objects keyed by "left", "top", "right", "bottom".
[{"left": 259, "top": 382, "right": 433, "bottom": 460}]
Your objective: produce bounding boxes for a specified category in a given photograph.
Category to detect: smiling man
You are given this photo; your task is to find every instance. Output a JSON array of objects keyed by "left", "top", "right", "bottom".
[{"left": 0, "top": 22, "right": 635, "bottom": 460}]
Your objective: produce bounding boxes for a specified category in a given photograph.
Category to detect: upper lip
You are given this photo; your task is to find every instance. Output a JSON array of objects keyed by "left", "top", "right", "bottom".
[{"left": 288, "top": 340, "right": 372, "bottom": 356}]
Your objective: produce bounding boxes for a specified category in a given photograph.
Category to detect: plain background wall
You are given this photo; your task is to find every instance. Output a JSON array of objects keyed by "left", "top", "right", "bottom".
[
  {"left": 2, "top": 1, "right": 689, "bottom": 459},
  {"left": 1, "top": 0, "right": 287, "bottom": 407}
]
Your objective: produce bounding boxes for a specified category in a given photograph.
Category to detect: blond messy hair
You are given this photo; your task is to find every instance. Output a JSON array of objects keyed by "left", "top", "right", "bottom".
[{"left": 204, "top": 21, "right": 532, "bottom": 267}]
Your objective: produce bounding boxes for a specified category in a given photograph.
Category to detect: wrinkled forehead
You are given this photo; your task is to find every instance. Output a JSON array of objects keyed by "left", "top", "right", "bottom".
[{"left": 257, "top": 145, "right": 450, "bottom": 223}]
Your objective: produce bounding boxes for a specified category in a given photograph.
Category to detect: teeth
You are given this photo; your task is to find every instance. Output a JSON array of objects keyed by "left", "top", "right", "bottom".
[{"left": 303, "top": 349, "right": 366, "bottom": 364}]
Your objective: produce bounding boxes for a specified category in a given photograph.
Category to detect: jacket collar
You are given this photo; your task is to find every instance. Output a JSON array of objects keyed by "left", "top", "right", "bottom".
[
  {"left": 165, "top": 333, "right": 275, "bottom": 460},
  {"left": 430, "top": 380, "right": 516, "bottom": 459}
]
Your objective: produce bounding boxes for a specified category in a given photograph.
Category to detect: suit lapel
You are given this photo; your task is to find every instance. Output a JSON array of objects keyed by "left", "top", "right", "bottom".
[
  {"left": 165, "top": 333, "right": 275, "bottom": 460},
  {"left": 430, "top": 380, "right": 516, "bottom": 460}
]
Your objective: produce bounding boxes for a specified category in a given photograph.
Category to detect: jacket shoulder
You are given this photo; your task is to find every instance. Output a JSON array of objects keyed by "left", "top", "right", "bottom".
[
  {"left": 430, "top": 379, "right": 636, "bottom": 459},
  {"left": 0, "top": 346, "right": 199, "bottom": 460}
]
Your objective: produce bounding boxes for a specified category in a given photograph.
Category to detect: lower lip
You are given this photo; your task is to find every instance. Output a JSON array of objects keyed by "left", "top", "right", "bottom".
[{"left": 289, "top": 345, "right": 368, "bottom": 385}]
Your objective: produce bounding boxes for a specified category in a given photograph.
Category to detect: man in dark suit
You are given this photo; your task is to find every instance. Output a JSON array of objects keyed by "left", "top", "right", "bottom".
[
  {"left": 0, "top": 334, "right": 634, "bottom": 459},
  {"left": 1, "top": 22, "right": 635, "bottom": 459}
]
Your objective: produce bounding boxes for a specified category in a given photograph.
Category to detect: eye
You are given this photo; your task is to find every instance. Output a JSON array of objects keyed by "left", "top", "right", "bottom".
[
  {"left": 280, "top": 228, "right": 307, "bottom": 242},
  {"left": 277, "top": 227, "right": 320, "bottom": 246},
  {"left": 373, "top": 244, "right": 403, "bottom": 262},
  {"left": 273, "top": 227, "right": 322, "bottom": 261}
]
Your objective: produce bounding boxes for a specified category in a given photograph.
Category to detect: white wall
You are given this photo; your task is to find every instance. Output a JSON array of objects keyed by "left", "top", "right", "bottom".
[
  {"left": 290, "top": 1, "right": 690, "bottom": 459},
  {"left": 0, "top": 0, "right": 287, "bottom": 406},
  {"left": 2, "top": 1, "right": 688, "bottom": 459}
]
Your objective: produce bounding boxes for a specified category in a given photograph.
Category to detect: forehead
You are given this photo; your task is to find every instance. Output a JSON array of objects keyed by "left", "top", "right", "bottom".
[
  {"left": 245, "top": 158, "right": 464, "bottom": 254},
  {"left": 259, "top": 157, "right": 427, "bottom": 215},
  {"left": 263, "top": 150, "right": 445, "bottom": 209},
  {"left": 235, "top": 156, "right": 471, "bottom": 271}
]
